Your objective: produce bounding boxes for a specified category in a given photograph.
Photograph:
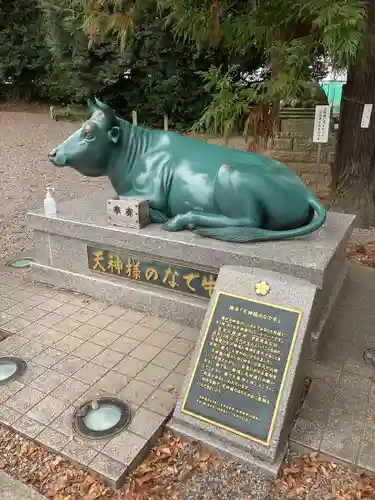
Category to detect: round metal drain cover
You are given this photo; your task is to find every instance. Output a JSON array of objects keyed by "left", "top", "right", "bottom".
[
  {"left": 0, "top": 356, "right": 27, "bottom": 386},
  {"left": 363, "top": 348, "right": 375, "bottom": 367},
  {"left": 6, "top": 258, "right": 34, "bottom": 269},
  {"left": 73, "top": 397, "right": 132, "bottom": 440}
]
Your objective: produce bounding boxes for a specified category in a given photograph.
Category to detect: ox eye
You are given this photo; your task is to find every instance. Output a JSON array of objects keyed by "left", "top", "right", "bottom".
[{"left": 84, "top": 132, "right": 94, "bottom": 140}]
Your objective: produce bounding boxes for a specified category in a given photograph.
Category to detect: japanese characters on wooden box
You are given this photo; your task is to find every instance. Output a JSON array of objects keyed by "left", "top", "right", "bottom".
[
  {"left": 107, "top": 197, "right": 151, "bottom": 229},
  {"left": 181, "top": 291, "right": 302, "bottom": 445},
  {"left": 87, "top": 247, "right": 218, "bottom": 300}
]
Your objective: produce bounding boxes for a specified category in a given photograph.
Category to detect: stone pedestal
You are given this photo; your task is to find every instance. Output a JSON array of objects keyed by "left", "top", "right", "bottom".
[{"left": 27, "top": 188, "right": 355, "bottom": 356}]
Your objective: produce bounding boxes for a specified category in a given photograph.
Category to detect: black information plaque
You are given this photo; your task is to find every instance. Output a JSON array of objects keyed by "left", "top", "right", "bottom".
[{"left": 181, "top": 291, "right": 302, "bottom": 446}]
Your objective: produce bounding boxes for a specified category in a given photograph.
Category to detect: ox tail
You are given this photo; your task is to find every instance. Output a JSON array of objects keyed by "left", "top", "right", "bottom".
[{"left": 193, "top": 197, "right": 327, "bottom": 243}]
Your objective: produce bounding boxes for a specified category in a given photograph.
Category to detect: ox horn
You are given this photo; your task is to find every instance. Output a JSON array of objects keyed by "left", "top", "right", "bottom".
[{"left": 93, "top": 98, "right": 117, "bottom": 124}]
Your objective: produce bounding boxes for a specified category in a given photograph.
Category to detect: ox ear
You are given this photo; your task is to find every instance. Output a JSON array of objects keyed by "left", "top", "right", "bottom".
[
  {"left": 87, "top": 98, "right": 97, "bottom": 114},
  {"left": 109, "top": 126, "right": 120, "bottom": 144}
]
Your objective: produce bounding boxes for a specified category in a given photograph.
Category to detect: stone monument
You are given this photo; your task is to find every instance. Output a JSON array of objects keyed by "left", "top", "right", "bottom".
[
  {"left": 170, "top": 265, "right": 317, "bottom": 476},
  {"left": 27, "top": 98, "right": 355, "bottom": 358}
]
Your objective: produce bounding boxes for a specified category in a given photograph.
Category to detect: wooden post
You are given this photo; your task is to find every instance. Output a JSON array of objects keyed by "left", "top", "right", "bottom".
[
  {"left": 132, "top": 110, "right": 138, "bottom": 126},
  {"left": 164, "top": 113, "right": 169, "bottom": 131}
]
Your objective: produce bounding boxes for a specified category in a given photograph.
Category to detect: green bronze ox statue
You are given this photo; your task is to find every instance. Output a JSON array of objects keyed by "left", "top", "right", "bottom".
[{"left": 48, "top": 99, "right": 326, "bottom": 242}]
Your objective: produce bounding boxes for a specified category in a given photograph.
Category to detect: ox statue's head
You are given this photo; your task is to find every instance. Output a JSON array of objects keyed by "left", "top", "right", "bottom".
[{"left": 48, "top": 98, "right": 121, "bottom": 177}]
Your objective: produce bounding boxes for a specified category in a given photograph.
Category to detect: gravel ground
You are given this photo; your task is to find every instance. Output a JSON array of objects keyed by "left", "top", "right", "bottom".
[{"left": 0, "top": 111, "right": 107, "bottom": 260}]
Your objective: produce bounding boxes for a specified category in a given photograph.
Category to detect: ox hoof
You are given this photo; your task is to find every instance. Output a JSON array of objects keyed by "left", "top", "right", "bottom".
[{"left": 164, "top": 215, "right": 188, "bottom": 231}]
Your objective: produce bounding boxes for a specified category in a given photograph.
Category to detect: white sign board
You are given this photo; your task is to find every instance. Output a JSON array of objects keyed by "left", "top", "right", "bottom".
[
  {"left": 313, "top": 105, "right": 331, "bottom": 143},
  {"left": 361, "top": 104, "right": 373, "bottom": 129}
]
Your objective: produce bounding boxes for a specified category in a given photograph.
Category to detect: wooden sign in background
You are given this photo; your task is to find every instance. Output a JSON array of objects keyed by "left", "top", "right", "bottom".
[{"left": 181, "top": 291, "right": 302, "bottom": 445}]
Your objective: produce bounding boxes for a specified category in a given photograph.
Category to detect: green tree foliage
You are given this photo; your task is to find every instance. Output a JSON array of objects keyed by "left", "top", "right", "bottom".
[{"left": 0, "top": 0, "right": 50, "bottom": 100}]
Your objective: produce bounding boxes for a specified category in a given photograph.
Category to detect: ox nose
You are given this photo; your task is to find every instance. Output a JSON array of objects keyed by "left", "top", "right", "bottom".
[{"left": 48, "top": 148, "right": 57, "bottom": 159}]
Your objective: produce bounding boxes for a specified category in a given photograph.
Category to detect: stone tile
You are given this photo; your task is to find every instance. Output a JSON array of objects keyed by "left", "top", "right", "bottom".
[
  {"left": 17, "top": 341, "right": 46, "bottom": 361},
  {"left": 0, "top": 297, "right": 17, "bottom": 311},
  {"left": 128, "top": 407, "right": 165, "bottom": 439},
  {"left": 92, "top": 371, "right": 128, "bottom": 394},
  {"left": 121, "top": 310, "right": 146, "bottom": 323},
  {"left": 92, "top": 349, "right": 124, "bottom": 369},
  {"left": 144, "top": 330, "right": 174, "bottom": 349},
  {"left": 158, "top": 320, "right": 184, "bottom": 336},
  {"left": 50, "top": 405, "right": 75, "bottom": 436},
  {"left": 106, "top": 318, "right": 134, "bottom": 335},
  {"left": 144, "top": 389, "right": 176, "bottom": 416},
  {"left": 111, "top": 336, "right": 139, "bottom": 355},
  {"left": 89, "top": 453, "right": 126, "bottom": 484},
  {"left": 38, "top": 298, "right": 65, "bottom": 312},
  {"left": 23, "top": 294, "right": 50, "bottom": 307},
  {"left": 6, "top": 303, "right": 33, "bottom": 316},
  {"left": 6, "top": 386, "right": 45, "bottom": 412},
  {"left": 104, "top": 305, "right": 127, "bottom": 318},
  {"left": 136, "top": 364, "right": 170, "bottom": 387},
  {"left": 332, "top": 389, "right": 370, "bottom": 417},
  {"left": 70, "top": 308, "right": 98, "bottom": 323},
  {"left": 19, "top": 323, "right": 48, "bottom": 340},
  {"left": 52, "top": 377, "right": 89, "bottom": 404},
  {"left": 27, "top": 395, "right": 67, "bottom": 425},
  {"left": 103, "top": 430, "right": 146, "bottom": 465},
  {"left": 131, "top": 343, "right": 161, "bottom": 362},
  {"left": 20, "top": 362, "right": 46, "bottom": 384},
  {"left": 166, "top": 338, "right": 194, "bottom": 356},
  {"left": 29, "top": 369, "right": 67, "bottom": 394},
  {"left": 63, "top": 440, "right": 98, "bottom": 466},
  {"left": 55, "top": 303, "right": 82, "bottom": 317},
  {"left": 87, "top": 314, "right": 114, "bottom": 329},
  {"left": 344, "top": 345, "right": 374, "bottom": 379},
  {"left": 33, "top": 347, "right": 66, "bottom": 368},
  {"left": 73, "top": 434, "right": 110, "bottom": 452},
  {"left": 91, "top": 329, "right": 119, "bottom": 347},
  {"left": 21, "top": 308, "right": 48, "bottom": 322},
  {"left": 152, "top": 350, "right": 184, "bottom": 371},
  {"left": 160, "top": 371, "right": 185, "bottom": 394},
  {"left": 358, "top": 440, "right": 375, "bottom": 472},
  {"left": 36, "top": 328, "right": 67, "bottom": 346},
  {"left": 86, "top": 300, "right": 110, "bottom": 313},
  {"left": 178, "top": 327, "right": 200, "bottom": 342},
  {"left": 114, "top": 356, "right": 147, "bottom": 377},
  {"left": 53, "top": 291, "right": 77, "bottom": 303},
  {"left": 37, "top": 427, "right": 71, "bottom": 452},
  {"left": 54, "top": 355, "right": 86, "bottom": 376},
  {"left": 2, "top": 317, "right": 31, "bottom": 333},
  {"left": 126, "top": 325, "right": 153, "bottom": 342},
  {"left": 73, "top": 362, "right": 108, "bottom": 385},
  {"left": 320, "top": 423, "right": 361, "bottom": 463},
  {"left": 290, "top": 417, "right": 324, "bottom": 450},
  {"left": 69, "top": 295, "right": 91, "bottom": 307},
  {"left": 70, "top": 323, "right": 101, "bottom": 341},
  {"left": 310, "top": 361, "right": 342, "bottom": 385},
  {"left": 0, "top": 334, "right": 29, "bottom": 352},
  {"left": 0, "top": 312, "right": 14, "bottom": 326},
  {"left": 119, "top": 380, "right": 155, "bottom": 405},
  {"left": 139, "top": 315, "right": 166, "bottom": 330},
  {"left": 37, "top": 313, "right": 65, "bottom": 328},
  {"left": 72, "top": 341, "right": 103, "bottom": 361},
  {"left": 175, "top": 355, "right": 192, "bottom": 375},
  {"left": 54, "top": 318, "right": 81, "bottom": 334},
  {"left": 0, "top": 404, "right": 22, "bottom": 425},
  {"left": 338, "top": 372, "right": 372, "bottom": 396},
  {"left": 54, "top": 335, "right": 85, "bottom": 353},
  {"left": 0, "top": 380, "right": 25, "bottom": 403},
  {"left": 299, "top": 380, "right": 336, "bottom": 424},
  {"left": 13, "top": 415, "right": 45, "bottom": 438}
]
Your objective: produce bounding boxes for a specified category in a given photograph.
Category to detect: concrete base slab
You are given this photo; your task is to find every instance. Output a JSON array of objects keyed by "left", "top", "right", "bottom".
[
  {"left": 27, "top": 188, "right": 355, "bottom": 355},
  {"left": 169, "top": 420, "right": 283, "bottom": 477},
  {"left": 0, "top": 471, "right": 46, "bottom": 500}
]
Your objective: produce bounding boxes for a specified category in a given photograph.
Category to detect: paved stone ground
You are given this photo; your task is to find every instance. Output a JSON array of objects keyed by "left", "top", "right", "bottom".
[
  {"left": 1, "top": 260, "right": 375, "bottom": 487},
  {"left": 0, "top": 264, "right": 198, "bottom": 487},
  {"left": 291, "top": 264, "right": 375, "bottom": 473}
]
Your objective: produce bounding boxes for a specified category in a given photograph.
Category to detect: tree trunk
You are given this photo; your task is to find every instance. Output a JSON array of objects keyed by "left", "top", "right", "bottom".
[{"left": 330, "top": 0, "right": 375, "bottom": 227}]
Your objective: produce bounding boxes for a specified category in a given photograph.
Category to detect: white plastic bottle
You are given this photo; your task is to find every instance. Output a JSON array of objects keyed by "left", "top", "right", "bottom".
[{"left": 44, "top": 187, "right": 57, "bottom": 217}]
